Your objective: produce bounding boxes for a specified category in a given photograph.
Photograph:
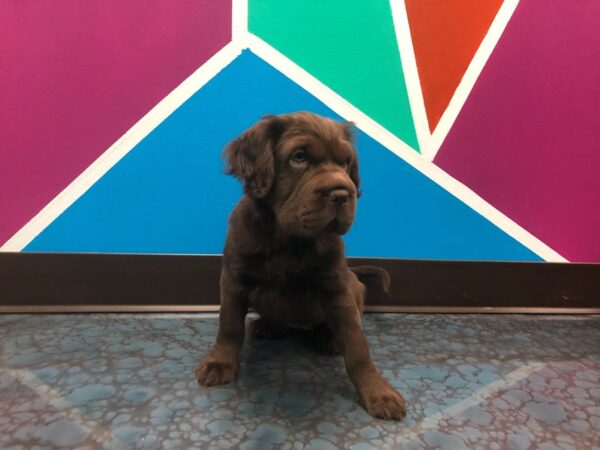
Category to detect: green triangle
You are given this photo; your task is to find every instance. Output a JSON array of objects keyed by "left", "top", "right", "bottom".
[{"left": 249, "top": 0, "right": 420, "bottom": 151}]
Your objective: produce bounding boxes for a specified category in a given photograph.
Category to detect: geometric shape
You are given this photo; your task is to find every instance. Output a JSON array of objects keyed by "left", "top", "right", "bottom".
[
  {"left": 346, "top": 131, "right": 542, "bottom": 261},
  {"left": 0, "top": 0, "right": 231, "bottom": 246},
  {"left": 435, "top": 0, "right": 600, "bottom": 262},
  {"left": 26, "top": 51, "right": 541, "bottom": 261},
  {"left": 405, "top": 0, "right": 503, "bottom": 131},
  {"left": 249, "top": 0, "right": 420, "bottom": 151}
]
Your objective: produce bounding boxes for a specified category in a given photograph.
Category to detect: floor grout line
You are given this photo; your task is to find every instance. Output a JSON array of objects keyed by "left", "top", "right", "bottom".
[
  {"left": 6, "top": 368, "right": 111, "bottom": 446},
  {"left": 401, "top": 361, "right": 546, "bottom": 441}
]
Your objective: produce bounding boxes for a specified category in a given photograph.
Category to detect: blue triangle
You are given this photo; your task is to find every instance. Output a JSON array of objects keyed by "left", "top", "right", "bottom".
[{"left": 26, "top": 50, "right": 542, "bottom": 261}]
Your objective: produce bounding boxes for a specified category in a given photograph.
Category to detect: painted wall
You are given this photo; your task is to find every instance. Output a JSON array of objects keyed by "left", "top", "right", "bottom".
[{"left": 1, "top": 0, "right": 598, "bottom": 262}]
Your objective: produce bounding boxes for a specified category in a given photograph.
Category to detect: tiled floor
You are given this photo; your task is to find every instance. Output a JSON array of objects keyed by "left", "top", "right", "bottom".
[{"left": 0, "top": 313, "right": 598, "bottom": 449}]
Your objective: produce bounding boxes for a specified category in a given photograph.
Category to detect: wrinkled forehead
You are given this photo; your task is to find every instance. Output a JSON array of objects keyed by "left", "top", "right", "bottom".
[{"left": 276, "top": 118, "right": 355, "bottom": 162}]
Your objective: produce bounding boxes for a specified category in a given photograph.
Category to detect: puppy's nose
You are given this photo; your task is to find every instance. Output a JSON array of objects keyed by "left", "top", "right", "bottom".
[{"left": 328, "top": 189, "right": 349, "bottom": 206}]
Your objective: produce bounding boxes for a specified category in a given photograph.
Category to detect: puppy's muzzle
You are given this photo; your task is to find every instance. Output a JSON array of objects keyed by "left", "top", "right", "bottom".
[
  {"left": 320, "top": 184, "right": 356, "bottom": 235},
  {"left": 327, "top": 188, "right": 350, "bottom": 207}
]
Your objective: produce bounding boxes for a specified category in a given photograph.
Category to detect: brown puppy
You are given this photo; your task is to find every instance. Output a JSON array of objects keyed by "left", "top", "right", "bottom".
[{"left": 196, "top": 112, "right": 406, "bottom": 420}]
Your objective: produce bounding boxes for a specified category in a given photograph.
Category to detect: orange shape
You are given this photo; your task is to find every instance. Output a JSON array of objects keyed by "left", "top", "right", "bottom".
[{"left": 405, "top": 0, "right": 503, "bottom": 131}]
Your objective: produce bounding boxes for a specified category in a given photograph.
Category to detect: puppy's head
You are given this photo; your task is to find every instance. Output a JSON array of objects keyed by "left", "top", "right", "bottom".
[{"left": 224, "top": 112, "right": 360, "bottom": 236}]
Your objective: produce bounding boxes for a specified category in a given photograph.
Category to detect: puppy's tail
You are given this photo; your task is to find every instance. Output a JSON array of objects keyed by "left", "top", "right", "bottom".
[{"left": 350, "top": 265, "right": 393, "bottom": 304}]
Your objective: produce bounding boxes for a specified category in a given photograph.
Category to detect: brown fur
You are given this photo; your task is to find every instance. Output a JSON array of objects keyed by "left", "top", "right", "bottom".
[{"left": 196, "top": 112, "right": 406, "bottom": 420}]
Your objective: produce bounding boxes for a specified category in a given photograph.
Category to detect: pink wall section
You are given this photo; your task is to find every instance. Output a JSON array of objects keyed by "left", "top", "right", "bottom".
[
  {"left": 435, "top": 0, "right": 600, "bottom": 262},
  {"left": 0, "top": 0, "right": 231, "bottom": 245}
]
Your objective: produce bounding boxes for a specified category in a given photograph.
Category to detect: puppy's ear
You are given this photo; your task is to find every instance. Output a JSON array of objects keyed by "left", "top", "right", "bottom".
[
  {"left": 348, "top": 156, "right": 361, "bottom": 197},
  {"left": 223, "top": 115, "right": 285, "bottom": 198},
  {"left": 340, "top": 121, "right": 355, "bottom": 142},
  {"left": 341, "top": 121, "right": 361, "bottom": 197}
]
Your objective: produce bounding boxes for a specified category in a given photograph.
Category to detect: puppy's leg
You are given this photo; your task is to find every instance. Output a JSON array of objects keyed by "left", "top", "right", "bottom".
[
  {"left": 311, "top": 323, "right": 341, "bottom": 355},
  {"left": 326, "top": 285, "right": 406, "bottom": 420},
  {"left": 196, "top": 281, "right": 247, "bottom": 387}
]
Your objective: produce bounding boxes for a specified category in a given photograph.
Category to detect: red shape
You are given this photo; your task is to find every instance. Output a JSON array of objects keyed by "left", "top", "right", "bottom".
[
  {"left": 0, "top": 1, "right": 231, "bottom": 246},
  {"left": 405, "top": 0, "right": 503, "bottom": 131}
]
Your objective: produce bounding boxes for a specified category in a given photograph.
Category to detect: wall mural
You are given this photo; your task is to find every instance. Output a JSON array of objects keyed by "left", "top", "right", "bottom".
[{"left": 1, "top": 0, "right": 598, "bottom": 262}]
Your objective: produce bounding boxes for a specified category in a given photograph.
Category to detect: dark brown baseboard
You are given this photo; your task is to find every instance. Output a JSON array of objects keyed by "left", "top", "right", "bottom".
[{"left": 1, "top": 252, "right": 598, "bottom": 313}]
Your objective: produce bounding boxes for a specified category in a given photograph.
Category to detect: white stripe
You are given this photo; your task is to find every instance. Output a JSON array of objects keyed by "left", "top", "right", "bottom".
[
  {"left": 402, "top": 362, "right": 545, "bottom": 441},
  {"left": 247, "top": 34, "right": 566, "bottom": 262},
  {"left": 389, "top": 0, "right": 431, "bottom": 153},
  {"left": 232, "top": 0, "right": 248, "bottom": 42},
  {"left": 0, "top": 41, "right": 245, "bottom": 252},
  {"left": 428, "top": 0, "right": 520, "bottom": 160}
]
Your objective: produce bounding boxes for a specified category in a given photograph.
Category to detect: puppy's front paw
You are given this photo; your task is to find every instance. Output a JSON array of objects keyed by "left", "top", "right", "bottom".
[
  {"left": 361, "top": 386, "right": 407, "bottom": 421},
  {"left": 195, "top": 355, "right": 238, "bottom": 387}
]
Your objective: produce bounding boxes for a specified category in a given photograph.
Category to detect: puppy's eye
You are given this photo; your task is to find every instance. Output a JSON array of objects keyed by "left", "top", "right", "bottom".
[
  {"left": 343, "top": 157, "right": 351, "bottom": 170},
  {"left": 291, "top": 149, "right": 308, "bottom": 165}
]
